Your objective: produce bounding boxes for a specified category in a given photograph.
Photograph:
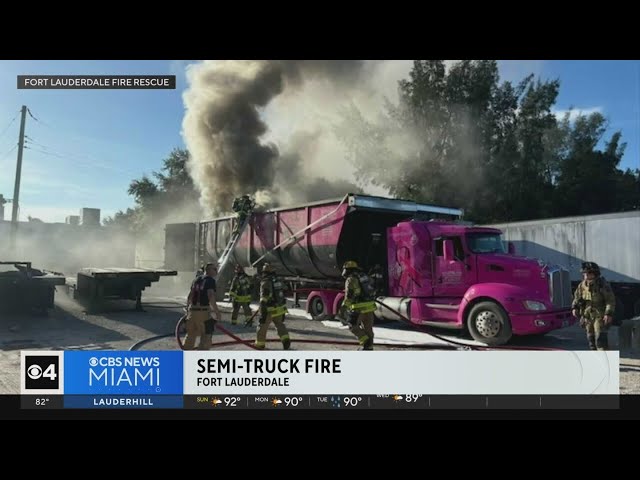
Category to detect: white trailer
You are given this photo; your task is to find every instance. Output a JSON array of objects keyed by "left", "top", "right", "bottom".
[{"left": 489, "top": 210, "right": 640, "bottom": 320}]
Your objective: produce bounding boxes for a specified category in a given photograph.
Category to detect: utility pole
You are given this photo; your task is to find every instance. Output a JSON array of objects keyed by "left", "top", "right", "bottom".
[
  {"left": 10, "top": 105, "right": 27, "bottom": 253},
  {"left": 0, "top": 194, "right": 7, "bottom": 221}
]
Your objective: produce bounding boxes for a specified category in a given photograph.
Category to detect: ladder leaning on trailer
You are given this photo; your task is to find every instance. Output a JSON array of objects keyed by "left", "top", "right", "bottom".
[{"left": 215, "top": 196, "right": 256, "bottom": 279}]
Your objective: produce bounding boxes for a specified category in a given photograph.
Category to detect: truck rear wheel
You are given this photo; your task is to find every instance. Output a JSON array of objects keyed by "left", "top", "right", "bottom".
[
  {"left": 309, "top": 296, "right": 327, "bottom": 321},
  {"left": 467, "top": 301, "right": 513, "bottom": 346}
]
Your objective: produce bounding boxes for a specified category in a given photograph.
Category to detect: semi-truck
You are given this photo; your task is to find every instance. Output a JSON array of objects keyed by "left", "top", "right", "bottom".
[
  {"left": 164, "top": 194, "right": 575, "bottom": 345},
  {"left": 489, "top": 210, "right": 640, "bottom": 322}
]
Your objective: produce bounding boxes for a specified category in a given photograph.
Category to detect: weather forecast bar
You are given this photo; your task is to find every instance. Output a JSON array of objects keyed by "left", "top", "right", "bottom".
[
  {"left": 20, "top": 395, "right": 619, "bottom": 409},
  {"left": 182, "top": 394, "right": 619, "bottom": 409}
]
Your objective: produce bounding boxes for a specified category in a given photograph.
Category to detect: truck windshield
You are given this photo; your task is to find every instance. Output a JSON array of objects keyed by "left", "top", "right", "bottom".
[{"left": 466, "top": 233, "right": 506, "bottom": 254}]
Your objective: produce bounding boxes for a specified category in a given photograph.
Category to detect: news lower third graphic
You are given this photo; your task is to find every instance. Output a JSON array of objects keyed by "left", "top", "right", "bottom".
[
  {"left": 19, "top": 350, "right": 620, "bottom": 410},
  {"left": 17, "top": 75, "right": 176, "bottom": 89},
  {"left": 21, "top": 351, "right": 183, "bottom": 408}
]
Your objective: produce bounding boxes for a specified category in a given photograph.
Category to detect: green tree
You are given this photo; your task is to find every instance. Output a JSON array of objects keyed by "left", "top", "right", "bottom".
[
  {"left": 103, "top": 148, "right": 198, "bottom": 231},
  {"left": 153, "top": 148, "right": 194, "bottom": 194},
  {"left": 103, "top": 207, "right": 138, "bottom": 228},
  {"left": 336, "top": 60, "right": 562, "bottom": 222},
  {"left": 128, "top": 176, "right": 159, "bottom": 207},
  {"left": 554, "top": 116, "right": 630, "bottom": 215},
  {"left": 505, "top": 77, "right": 560, "bottom": 220},
  {"left": 336, "top": 60, "right": 640, "bottom": 223}
]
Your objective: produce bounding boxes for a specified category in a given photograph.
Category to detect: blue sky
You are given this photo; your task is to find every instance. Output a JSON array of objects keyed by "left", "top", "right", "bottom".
[{"left": 0, "top": 60, "right": 638, "bottom": 223}]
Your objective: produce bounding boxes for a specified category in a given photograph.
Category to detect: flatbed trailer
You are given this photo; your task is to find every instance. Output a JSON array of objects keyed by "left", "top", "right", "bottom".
[
  {"left": 0, "top": 261, "right": 66, "bottom": 312},
  {"left": 69, "top": 267, "right": 177, "bottom": 312}
]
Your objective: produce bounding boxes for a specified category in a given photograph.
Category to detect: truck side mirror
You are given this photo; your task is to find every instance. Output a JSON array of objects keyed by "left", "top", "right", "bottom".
[
  {"left": 508, "top": 242, "right": 516, "bottom": 255},
  {"left": 443, "top": 239, "right": 455, "bottom": 261}
]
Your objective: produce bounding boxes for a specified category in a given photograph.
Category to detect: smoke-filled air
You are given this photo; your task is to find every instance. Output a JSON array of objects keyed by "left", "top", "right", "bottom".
[{"left": 182, "top": 60, "right": 411, "bottom": 215}]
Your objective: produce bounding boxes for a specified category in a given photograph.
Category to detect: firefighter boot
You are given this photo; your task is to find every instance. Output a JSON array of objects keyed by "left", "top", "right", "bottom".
[
  {"left": 198, "top": 334, "right": 213, "bottom": 351},
  {"left": 596, "top": 331, "right": 609, "bottom": 351},
  {"left": 357, "top": 335, "right": 370, "bottom": 351}
]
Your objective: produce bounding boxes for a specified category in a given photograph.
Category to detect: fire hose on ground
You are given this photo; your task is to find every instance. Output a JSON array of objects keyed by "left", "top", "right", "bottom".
[{"left": 130, "top": 298, "right": 561, "bottom": 352}]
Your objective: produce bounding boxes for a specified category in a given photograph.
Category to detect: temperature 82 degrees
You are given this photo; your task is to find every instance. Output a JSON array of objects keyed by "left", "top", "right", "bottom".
[{"left": 21, "top": 395, "right": 63, "bottom": 409}]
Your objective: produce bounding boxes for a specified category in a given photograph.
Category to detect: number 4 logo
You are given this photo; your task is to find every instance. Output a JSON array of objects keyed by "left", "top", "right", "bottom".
[
  {"left": 23, "top": 354, "right": 61, "bottom": 391},
  {"left": 42, "top": 364, "right": 57, "bottom": 381}
]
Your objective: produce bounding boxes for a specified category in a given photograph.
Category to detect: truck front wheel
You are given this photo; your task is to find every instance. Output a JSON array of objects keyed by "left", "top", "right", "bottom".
[
  {"left": 309, "top": 296, "right": 327, "bottom": 321},
  {"left": 467, "top": 301, "right": 513, "bottom": 346}
]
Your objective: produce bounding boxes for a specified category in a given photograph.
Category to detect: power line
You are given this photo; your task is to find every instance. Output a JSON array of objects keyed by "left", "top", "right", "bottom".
[
  {"left": 0, "top": 136, "right": 17, "bottom": 152},
  {"left": 24, "top": 145, "right": 67, "bottom": 159},
  {"left": 0, "top": 112, "right": 18, "bottom": 141},
  {"left": 25, "top": 108, "right": 151, "bottom": 180},
  {"left": 23, "top": 137, "right": 78, "bottom": 160},
  {"left": 1, "top": 144, "right": 17, "bottom": 159},
  {"left": 26, "top": 107, "right": 49, "bottom": 127},
  {"left": 23, "top": 144, "right": 138, "bottom": 180},
  {"left": 24, "top": 135, "right": 141, "bottom": 178},
  {"left": 24, "top": 135, "right": 55, "bottom": 149},
  {"left": 0, "top": 144, "right": 17, "bottom": 169},
  {"left": 27, "top": 107, "right": 71, "bottom": 135}
]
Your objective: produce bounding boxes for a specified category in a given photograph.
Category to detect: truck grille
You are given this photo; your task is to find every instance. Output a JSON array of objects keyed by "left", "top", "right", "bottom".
[{"left": 549, "top": 268, "right": 572, "bottom": 309}]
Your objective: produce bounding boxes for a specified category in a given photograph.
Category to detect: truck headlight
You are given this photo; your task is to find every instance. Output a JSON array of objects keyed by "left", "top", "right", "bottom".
[{"left": 524, "top": 300, "right": 547, "bottom": 311}]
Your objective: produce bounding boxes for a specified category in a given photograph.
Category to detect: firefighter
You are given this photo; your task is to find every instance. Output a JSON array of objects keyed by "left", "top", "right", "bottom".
[
  {"left": 229, "top": 264, "right": 253, "bottom": 326},
  {"left": 256, "top": 263, "right": 291, "bottom": 350},
  {"left": 572, "top": 261, "right": 615, "bottom": 351},
  {"left": 232, "top": 195, "right": 255, "bottom": 234},
  {"left": 184, "top": 263, "right": 222, "bottom": 350},
  {"left": 342, "top": 260, "right": 376, "bottom": 350}
]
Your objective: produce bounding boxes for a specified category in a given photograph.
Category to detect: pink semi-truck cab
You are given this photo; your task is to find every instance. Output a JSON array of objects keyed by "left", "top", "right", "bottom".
[
  {"left": 165, "top": 194, "right": 575, "bottom": 346},
  {"left": 375, "top": 220, "right": 575, "bottom": 345}
]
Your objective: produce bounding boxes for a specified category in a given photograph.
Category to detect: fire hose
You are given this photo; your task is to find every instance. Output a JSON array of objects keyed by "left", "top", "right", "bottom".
[{"left": 130, "top": 298, "right": 560, "bottom": 351}]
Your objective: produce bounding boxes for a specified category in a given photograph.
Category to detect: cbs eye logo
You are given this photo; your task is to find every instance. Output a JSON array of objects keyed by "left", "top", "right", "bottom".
[{"left": 24, "top": 356, "right": 59, "bottom": 390}]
